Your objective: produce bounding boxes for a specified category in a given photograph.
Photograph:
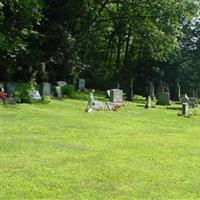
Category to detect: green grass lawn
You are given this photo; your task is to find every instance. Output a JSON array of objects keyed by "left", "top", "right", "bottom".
[{"left": 1, "top": 97, "right": 200, "bottom": 199}]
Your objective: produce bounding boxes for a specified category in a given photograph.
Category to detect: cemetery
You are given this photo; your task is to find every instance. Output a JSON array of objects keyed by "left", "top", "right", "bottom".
[{"left": 0, "top": 0, "right": 200, "bottom": 199}]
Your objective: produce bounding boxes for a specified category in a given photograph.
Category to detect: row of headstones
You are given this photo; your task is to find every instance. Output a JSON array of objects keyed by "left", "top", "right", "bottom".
[{"left": 0, "top": 79, "right": 86, "bottom": 100}]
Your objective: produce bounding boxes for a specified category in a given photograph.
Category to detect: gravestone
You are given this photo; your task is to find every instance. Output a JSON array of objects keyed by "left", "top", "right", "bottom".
[
  {"left": 78, "top": 79, "right": 85, "bottom": 90},
  {"left": 145, "top": 96, "right": 151, "bottom": 109},
  {"left": 156, "top": 92, "right": 171, "bottom": 105},
  {"left": 107, "top": 90, "right": 111, "bottom": 98},
  {"left": 55, "top": 86, "right": 62, "bottom": 97},
  {"left": 182, "top": 103, "right": 189, "bottom": 116},
  {"left": 110, "top": 89, "right": 123, "bottom": 103},
  {"left": 5, "top": 82, "right": 16, "bottom": 96},
  {"left": 57, "top": 81, "right": 67, "bottom": 87},
  {"left": 181, "top": 95, "right": 198, "bottom": 107},
  {"left": 0, "top": 82, "right": 4, "bottom": 88},
  {"left": 29, "top": 90, "right": 42, "bottom": 100},
  {"left": 6, "top": 97, "right": 16, "bottom": 104},
  {"left": 41, "top": 82, "right": 51, "bottom": 96}
]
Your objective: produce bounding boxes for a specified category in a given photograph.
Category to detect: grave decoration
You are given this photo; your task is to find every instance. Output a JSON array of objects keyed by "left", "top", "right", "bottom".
[
  {"left": 0, "top": 87, "right": 7, "bottom": 102},
  {"left": 85, "top": 89, "right": 125, "bottom": 113}
]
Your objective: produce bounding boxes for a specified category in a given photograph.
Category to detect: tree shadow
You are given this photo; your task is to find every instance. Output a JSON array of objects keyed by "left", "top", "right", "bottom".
[{"left": 166, "top": 106, "right": 181, "bottom": 110}]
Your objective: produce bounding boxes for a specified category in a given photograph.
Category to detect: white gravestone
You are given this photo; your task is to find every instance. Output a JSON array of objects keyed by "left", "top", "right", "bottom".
[
  {"left": 42, "top": 82, "right": 51, "bottom": 96},
  {"left": 29, "top": 90, "right": 42, "bottom": 100},
  {"left": 55, "top": 86, "right": 62, "bottom": 97}
]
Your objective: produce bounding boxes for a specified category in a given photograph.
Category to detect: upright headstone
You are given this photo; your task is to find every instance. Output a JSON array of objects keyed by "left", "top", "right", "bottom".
[
  {"left": 5, "top": 82, "right": 16, "bottom": 96},
  {"left": 55, "top": 86, "right": 62, "bottom": 97},
  {"left": 182, "top": 103, "right": 189, "bottom": 116},
  {"left": 145, "top": 96, "right": 151, "bottom": 109},
  {"left": 29, "top": 90, "right": 42, "bottom": 100},
  {"left": 42, "top": 82, "right": 51, "bottom": 96},
  {"left": 78, "top": 79, "right": 85, "bottom": 91},
  {"left": 156, "top": 93, "right": 171, "bottom": 105},
  {"left": 110, "top": 89, "right": 123, "bottom": 103},
  {"left": 0, "top": 82, "right": 3, "bottom": 88}
]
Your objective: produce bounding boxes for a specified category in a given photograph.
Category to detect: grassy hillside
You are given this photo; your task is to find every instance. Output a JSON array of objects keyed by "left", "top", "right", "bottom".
[{"left": 1, "top": 97, "right": 200, "bottom": 199}]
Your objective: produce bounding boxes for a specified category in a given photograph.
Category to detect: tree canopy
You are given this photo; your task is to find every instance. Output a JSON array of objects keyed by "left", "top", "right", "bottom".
[{"left": 0, "top": 0, "right": 199, "bottom": 98}]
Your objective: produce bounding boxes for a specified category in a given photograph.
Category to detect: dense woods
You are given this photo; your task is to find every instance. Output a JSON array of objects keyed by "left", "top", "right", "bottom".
[{"left": 0, "top": 0, "right": 199, "bottom": 99}]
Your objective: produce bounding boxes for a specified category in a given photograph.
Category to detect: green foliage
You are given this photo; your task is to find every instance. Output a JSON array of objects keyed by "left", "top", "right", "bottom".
[
  {"left": 15, "top": 72, "right": 37, "bottom": 103},
  {"left": 42, "top": 96, "right": 51, "bottom": 104},
  {"left": 61, "top": 85, "right": 76, "bottom": 98}
]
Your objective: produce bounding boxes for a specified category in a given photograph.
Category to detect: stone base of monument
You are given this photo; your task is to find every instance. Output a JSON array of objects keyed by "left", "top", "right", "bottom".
[{"left": 156, "top": 93, "right": 171, "bottom": 105}]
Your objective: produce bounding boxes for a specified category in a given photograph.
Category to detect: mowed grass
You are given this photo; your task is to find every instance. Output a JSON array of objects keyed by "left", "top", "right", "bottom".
[{"left": 1, "top": 97, "right": 200, "bottom": 199}]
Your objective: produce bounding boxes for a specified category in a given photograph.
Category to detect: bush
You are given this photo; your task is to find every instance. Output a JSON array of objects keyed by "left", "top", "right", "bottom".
[
  {"left": 15, "top": 72, "right": 37, "bottom": 103},
  {"left": 42, "top": 96, "right": 52, "bottom": 104},
  {"left": 61, "top": 85, "right": 75, "bottom": 98}
]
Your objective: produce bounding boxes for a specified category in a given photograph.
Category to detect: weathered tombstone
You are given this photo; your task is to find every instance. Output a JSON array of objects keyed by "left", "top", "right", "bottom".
[
  {"left": 145, "top": 96, "right": 151, "bottom": 109},
  {"left": 55, "top": 86, "right": 62, "bottom": 97},
  {"left": 57, "top": 81, "right": 67, "bottom": 87},
  {"left": 78, "top": 79, "right": 85, "bottom": 91},
  {"left": 5, "top": 82, "right": 16, "bottom": 96},
  {"left": 110, "top": 89, "right": 123, "bottom": 103},
  {"left": 182, "top": 103, "right": 189, "bottom": 116},
  {"left": 41, "top": 82, "right": 51, "bottom": 96},
  {"left": 156, "top": 93, "right": 171, "bottom": 105},
  {"left": 29, "top": 90, "right": 42, "bottom": 100}
]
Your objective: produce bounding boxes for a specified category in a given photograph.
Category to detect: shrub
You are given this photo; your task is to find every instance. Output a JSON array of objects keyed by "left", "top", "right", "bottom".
[
  {"left": 61, "top": 85, "right": 75, "bottom": 98},
  {"left": 15, "top": 72, "right": 37, "bottom": 103},
  {"left": 42, "top": 96, "right": 52, "bottom": 104}
]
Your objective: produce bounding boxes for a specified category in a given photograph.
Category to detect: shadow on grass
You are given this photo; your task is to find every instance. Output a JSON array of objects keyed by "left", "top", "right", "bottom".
[
  {"left": 133, "top": 99, "right": 146, "bottom": 104},
  {"left": 166, "top": 106, "right": 182, "bottom": 110},
  {"left": 136, "top": 104, "right": 156, "bottom": 109}
]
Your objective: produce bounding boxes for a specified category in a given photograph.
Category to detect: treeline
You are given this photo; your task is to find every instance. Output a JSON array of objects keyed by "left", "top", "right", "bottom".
[{"left": 0, "top": 0, "right": 199, "bottom": 99}]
